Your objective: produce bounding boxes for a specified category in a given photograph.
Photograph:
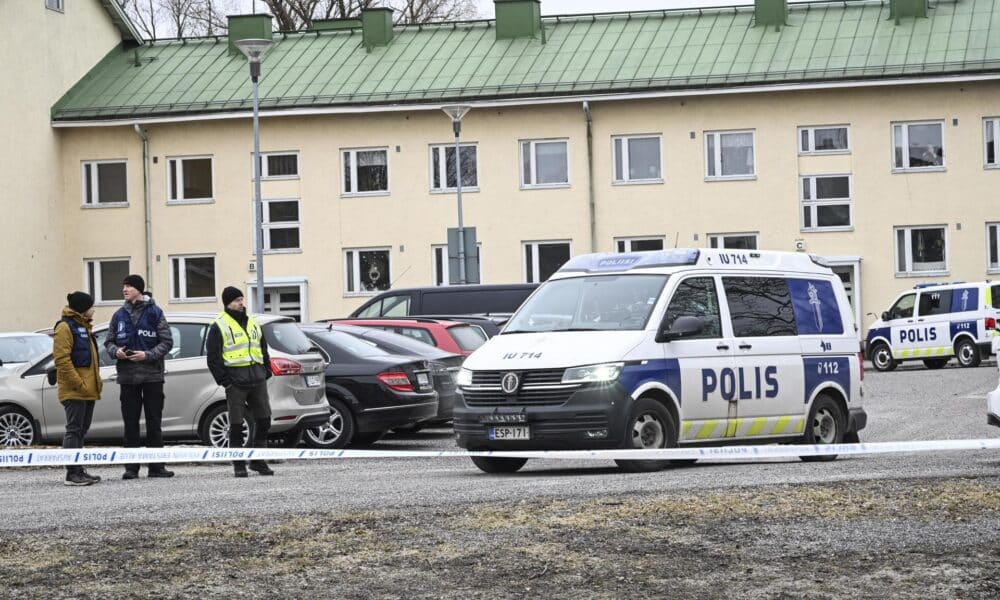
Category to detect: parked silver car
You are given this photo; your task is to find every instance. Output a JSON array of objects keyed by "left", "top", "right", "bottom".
[{"left": 0, "top": 313, "right": 329, "bottom": 447}]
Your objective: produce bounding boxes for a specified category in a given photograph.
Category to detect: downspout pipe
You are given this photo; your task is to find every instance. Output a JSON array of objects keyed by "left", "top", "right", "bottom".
[
  {"left": 583, "top": 101, "right": 596, "bottom": 252},
  {"left": 133, "top": 124, "right": 153, "bottom": 286}
]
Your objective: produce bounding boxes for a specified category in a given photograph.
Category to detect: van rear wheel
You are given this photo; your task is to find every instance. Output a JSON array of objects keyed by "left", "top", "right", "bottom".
[
  {"left": 800, "top": 394, "right": 845, "bottom": 462},
  {"left": 955, "top": 339, "right": 981, "bottom": 368},
  {"left": 470, "top": 456, "right": 528, "bottom": 474},
  {"left": 615, "top": 397, "right": 677, "bottom": 473},
  {"left": 870, "top": 343, "right": 896, "bottom": 372}
]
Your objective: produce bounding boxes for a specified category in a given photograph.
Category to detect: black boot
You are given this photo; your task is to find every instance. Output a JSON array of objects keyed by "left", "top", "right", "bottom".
[
  {"left": 148, "top": 464, "right": 175, "bottom": 478},
  {"left": 233, "top": 461, "right": 248, "bottom": 478},
  {"left": 249, "top": 460, "right": 274, "bottom": 476}
]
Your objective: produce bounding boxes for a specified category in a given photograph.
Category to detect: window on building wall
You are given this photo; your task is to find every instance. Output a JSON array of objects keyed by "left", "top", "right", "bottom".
[
  {"left": 893, "top": 122, "right": 944, "bottom": 170},
  {"left": 432, "top": 244, "right": 483, "bottom": 286},
  {"left": 985, "top": 119, "right": 999, "bottom": 168},
  {"left": 988, "top": 223, "right": 1000, "bottom": 272},
  {"left": 82, "top": 161, "right": 128, "bottom": 205},
  {"left": 520, "top": 140, "right": 569, "bottom": 187},
  {"left": 263, "top": 198, "right": 300, "bottom": 251},
  {"left": 615, "top": 237, "right": 664, "bottom": 252},
  {"left": 345, "top": 248, "right": 391, "bottom": 294},
  {"left": 170, "top": 255, "right": 215, "bottom": 301},
  {"left": 708, "top": 233, "right": 758, "bottom": 250},
  {"left": 45, "top": 0, "right": 64, "bottom": 11},
  {"left": 799, "top": 125, "right": 850, "bottom": 154},
  {"left": 342, "top": 148, "right": 388, "bottom": 195},
  {"left": 705, "top": 130, "right": 755, "bottom": 179},
  {"left": 524, "top": 241, "right": 570, "bottom": 283},
  {"left": 85, "top": 258, "right": 130, "bottom": 304},
  {"left": 168, "top": 156, "right": 213, "bottom": 202},
  {"left": 430, "top": 144, "right": 478, "bottom": 191},
  {"left": 801, "top": 174, "right": 852, "bottom": 231},
  {"left": 257, "top": 152, "right": 298, "bottom": 179},
  {"left": 895, "top": 226, "right": 947, "bottom": 275},
  {"left": 612, "top": 135, "right": 662, "bottom": 183}
]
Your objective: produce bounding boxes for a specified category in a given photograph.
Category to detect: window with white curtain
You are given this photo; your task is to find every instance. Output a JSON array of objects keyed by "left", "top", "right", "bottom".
[
  {"left": 520, "top": 140, "right": 569, "bottom": 188},
  {"left": 892, "top": 122, "right": 944, "bottom": 170},
  {"left": 705, "top": 130, "right": 755, "bottom": 179},
  {"left": 894, "top": 226, "right": 947, "bottom": 275},
  {"left": 342, "top": 148, "right": 389, "bottom": 195}
]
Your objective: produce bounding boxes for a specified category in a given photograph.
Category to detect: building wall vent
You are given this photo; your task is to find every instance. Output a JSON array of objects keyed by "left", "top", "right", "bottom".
[
  {"left": 754, "top": 0, "right": 788, "bottom": 31},
  {"left": 495, "top": 0, "right": 544, "bottom": 41},
  {"left": 227, "top": 14, "right": 273, "bottom": 56},
  {"left": 361, "top": 8, "right": 394, "bottom": 50}
]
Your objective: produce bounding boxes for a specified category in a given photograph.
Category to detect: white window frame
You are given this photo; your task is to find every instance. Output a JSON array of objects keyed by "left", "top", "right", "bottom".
[
  {"left": 169, "top": 254, "right": 216, "bottom": 303},
  {"left": 255, "top": 197, "right": 301, "bottom": 254},
  {"left": 894, "top": 225, "right": 949, "bottom": 277},
  {"left": 708, "top": 232, "right": 759, "bottom": 250},
  {"left": 167, "top": 155, "right": 215, "bottom": 204},
  {"left": 614, "top": 236, "right": 666, "bottom": 253},
  {"left": 704, "top": 129, "right": 756, "bottom": 181},
  {"left": 519, "top": 139, "right": 570, "bottom": 189},
  {"left": 245, "top": 277, "right": 309, "bottom": 322},
  {"left": 800, "top": 174, "right": 853, "bottom": 232},
  {"left": 429, "top": 143, "right": 479, "bottom": 193},
  {"left": 45, "top": 0, "right": 64, "bottom": 12},
  {"left": 256, "top": 151, "right": 299, "bottom": 180},
  {"left": 432, "top": 243, "right": 484, "bottom": 286},
  {"left": 987, "top": 223, "right": 1000, "bottom": 274},
  {"left": 81, "top": 160, "right": 129, "bottom": 207},
  {"left": 344, "top": 247, "right": 392, "bottom": 297},
  {"left": 985, "top": 118, "right": 1000, "bottom": 169},
  {"left": 83, "top": 258, "right": 130, "bottom": 305},
  {"left": 798, "top": 125, "right": 851, "bottom": 155},
  {"left": 891, "top": 121, "right": 945, "bottom": 172},
  {"left": 522, "top": 240, "right": 572, "bottom": 283},
  {"left": 341, "top": 147, "right": 389, "bottom": 197},
  {"left": 611, "top": 134, "right": 663, "bottom": 185}
]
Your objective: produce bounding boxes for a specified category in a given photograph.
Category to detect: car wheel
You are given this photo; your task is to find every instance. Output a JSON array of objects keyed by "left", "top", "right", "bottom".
[
  {"left": 304, "top": 398, "right": 354, "bottom": 449},
  {"left": 800, "top": 394, "right": 846, "bottom": 462},
  {"left": 470, "top": 455, "right": 528, "bottom": 474},
  {"left": 0, "top": 406, "right": 37, "bottom": 447},
  {"left": 615, "top": 397, "right": 677, "bottom": 473},
  {"left": 350, "top": 430, "right": 386, "bottom": 446},
  {"left": 199, "top": 404, "right": 249, "bottom": 448},
  {"left": 870, "top": 343, "right": 896, "bottom": 372},
  {"left": 923, "top": 358, "right": 948, "bottom": 370},
  {"left": 955, "top": 338, "right": 981, "bottom": 368}
]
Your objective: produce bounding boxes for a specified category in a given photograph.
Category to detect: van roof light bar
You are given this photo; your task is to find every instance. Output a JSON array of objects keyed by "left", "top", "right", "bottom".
[{"left": 558, "top": 249, "right": 700, "bottom": 274}]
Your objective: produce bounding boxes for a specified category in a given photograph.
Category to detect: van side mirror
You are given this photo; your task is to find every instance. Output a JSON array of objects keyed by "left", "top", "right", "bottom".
[
  {"left": 46, "top": 368, "right": 57, "bottom": 386},
  {"left": 656, "top": 316, "right": 705, "bottom": 343},
  {"left": 880, "top": 311, "right": 889, "bottom": 321}
]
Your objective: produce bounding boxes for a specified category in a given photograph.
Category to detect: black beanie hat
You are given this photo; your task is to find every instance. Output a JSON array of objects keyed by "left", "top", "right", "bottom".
[
  {"left": 67, "top": 291, "right": 94, "bottom": 314},
  {"left": 122, "top": 274, "right": 145, "bottom": 293},
  {"left": 221, "top": 286, "right": 244, "bottom": 306}
]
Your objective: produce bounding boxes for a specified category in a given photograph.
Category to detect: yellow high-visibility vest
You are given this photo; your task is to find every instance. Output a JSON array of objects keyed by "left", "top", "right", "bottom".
[{"left": 215, "top": 312, "right": 264, "bottom": 367}]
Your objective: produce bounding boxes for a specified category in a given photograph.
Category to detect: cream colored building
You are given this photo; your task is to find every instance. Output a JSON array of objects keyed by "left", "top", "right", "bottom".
[{"left": 7, "top": 0, "right": 1000, "bottom": 333}]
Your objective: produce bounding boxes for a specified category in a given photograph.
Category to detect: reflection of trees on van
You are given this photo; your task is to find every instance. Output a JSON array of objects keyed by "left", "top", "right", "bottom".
[
  {"left": 723, "top": 277, "right": 797, "bottom": 337},
  {"left": 664, "top": 277, "right": 722, "bottom": 338}
]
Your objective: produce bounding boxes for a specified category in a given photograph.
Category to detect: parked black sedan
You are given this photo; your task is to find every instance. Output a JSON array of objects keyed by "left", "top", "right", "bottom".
[{"left": 300, "top": 325, "right": 438, "bottom": 449}]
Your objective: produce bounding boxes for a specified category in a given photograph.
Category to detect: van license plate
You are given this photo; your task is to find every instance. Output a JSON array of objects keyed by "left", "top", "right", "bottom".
[
  {"left": 417, "top": 373, "right": 430, "bottom": 387},
  {"left": 305, "top": 374, "right": 321, "bottom": 387},
  {"left": 489, "top": 426, "right": 530, "bottom": 440}
]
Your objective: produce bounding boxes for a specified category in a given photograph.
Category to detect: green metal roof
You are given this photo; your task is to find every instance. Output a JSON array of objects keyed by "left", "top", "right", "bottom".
[{"left": 53, "top": 0, "right": 1000, "bottom": 122}]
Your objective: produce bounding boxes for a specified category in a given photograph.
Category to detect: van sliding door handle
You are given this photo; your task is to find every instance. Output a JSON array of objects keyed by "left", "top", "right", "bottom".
[
  {"left": 716, "top": 344, "right": 730, "bottom": 351},
  {"left": 738, "top": 343, "right": 753, "bottom": 350}
]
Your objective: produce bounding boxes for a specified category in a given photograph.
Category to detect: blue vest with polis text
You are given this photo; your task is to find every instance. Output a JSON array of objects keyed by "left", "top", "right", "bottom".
[
  {"left": 59, "top": 317, "right": 94, "bottom": 368},
  {"left": 113, "top": 304, "right": 163, "bottom": 352}
]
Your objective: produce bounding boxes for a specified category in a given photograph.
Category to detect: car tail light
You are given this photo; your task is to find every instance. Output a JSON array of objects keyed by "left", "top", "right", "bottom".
[
  {"left": 270, "top": 357, "right": 302, "bottom": 376},
  {"left": 986, "top": 317, "right": 996, "bottom": 330},
  {"left": 858, "top": 351, "right": 865, "bottom": 381},
  {"left": 378, "top": 370, "right": 413, "bottom": 392}
]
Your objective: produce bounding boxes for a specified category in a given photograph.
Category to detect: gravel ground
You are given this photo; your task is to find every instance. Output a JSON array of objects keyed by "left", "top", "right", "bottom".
[{"left": 2, "top": 363, "right": 999, "bottom": 598}]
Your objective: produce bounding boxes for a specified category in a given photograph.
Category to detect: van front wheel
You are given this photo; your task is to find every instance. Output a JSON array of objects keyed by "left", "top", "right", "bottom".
[
  {"left": 800, "top": 394, "right": 845, "bottom": 462},
  {"left": 615, "top": 397, "right": 677, "bottom": 473},
  {"left": 955, "top": 339, "right": 981, "bottom": 368},
  {"left": 470, "top": 456, "right": 528, "bottom": 474},
  {"left": 870, "top": 343, "right": 896, "bottom": 372}
]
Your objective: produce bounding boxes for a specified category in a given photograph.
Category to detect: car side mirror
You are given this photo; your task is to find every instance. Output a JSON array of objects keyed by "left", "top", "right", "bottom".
[
  {"left": 46, "top": 368, "right": 57, "bottom": 386},
  {"left": 881, "top": 311, "right": 889, "bottom": 321},
  {"left": 656, "top": 315, "right": 705, "bottom": 343}
]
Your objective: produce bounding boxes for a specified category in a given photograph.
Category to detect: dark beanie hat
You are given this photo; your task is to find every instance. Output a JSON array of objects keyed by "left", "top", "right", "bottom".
[
  {"left": 221, "top": 286, "right": 244, "bottom": 306},
  {"left": 122, "top": 274, "right": 145, "bottom": 293},
  {"left": 67, "top": 291, "right": 94, "bottom": 314}
]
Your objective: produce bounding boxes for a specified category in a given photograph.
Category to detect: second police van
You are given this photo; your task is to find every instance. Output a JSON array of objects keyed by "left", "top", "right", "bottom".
[
  {"left": 865, "top": 281, "right": 1000, "bottom": 372},
  {"left": 453, "top": 249, "right": 867, "bottom": 474}
]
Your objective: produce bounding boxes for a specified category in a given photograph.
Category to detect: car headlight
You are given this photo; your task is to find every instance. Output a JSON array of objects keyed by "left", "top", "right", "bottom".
[
  {"left": 561, "top": 362, "right": 624, "bottom": 384},
  {"left": 456, "top": 368, "right": 473, "bottom": 387}
]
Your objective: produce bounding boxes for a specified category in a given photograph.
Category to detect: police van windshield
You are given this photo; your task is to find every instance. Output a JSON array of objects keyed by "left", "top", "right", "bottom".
[{"left": 504, "top": 275, "right": 667, "bottom": 333}]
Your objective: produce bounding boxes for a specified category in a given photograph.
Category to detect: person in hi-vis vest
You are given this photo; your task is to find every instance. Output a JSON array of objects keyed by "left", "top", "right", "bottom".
[{"left": 206, "top": 286, "right": 274, "bottom": 478}]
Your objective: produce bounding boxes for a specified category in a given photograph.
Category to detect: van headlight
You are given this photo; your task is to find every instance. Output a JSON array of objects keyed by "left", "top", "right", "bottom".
[
  {"left": 456, "top": 368, "right": 473, "bottom": 387},
  {"left": 561, "top": 362, "right": 624, "bottom": 384}
]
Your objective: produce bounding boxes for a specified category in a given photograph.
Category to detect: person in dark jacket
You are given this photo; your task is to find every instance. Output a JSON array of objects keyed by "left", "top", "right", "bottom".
[
  {"left": 103, "top": 274, "right": 174, "bottom": 480},
  {"left": 206, "top": 286, "right": 274, "bottom": 478},
  {"left": 54, "top": 292, "right": 102, "bottom": 486}
]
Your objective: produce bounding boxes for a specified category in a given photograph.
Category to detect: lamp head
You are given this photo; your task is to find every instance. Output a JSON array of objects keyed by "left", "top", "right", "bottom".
[
  {"left": 235, "top": 38, "right": 273, "bottom": 63},
  {"left": 441, "top": 105, "right": 471, "bottom": 122}
]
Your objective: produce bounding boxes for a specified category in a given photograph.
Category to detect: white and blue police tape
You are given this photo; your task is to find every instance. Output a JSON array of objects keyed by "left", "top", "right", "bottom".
[{"left": 1, "top": 437, "right": 999, "bottom": 468}]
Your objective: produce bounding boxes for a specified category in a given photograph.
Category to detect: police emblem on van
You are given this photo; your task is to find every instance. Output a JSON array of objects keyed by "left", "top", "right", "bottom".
[{"left": 501, "top": 372, "right": 520, "bottom": 395}]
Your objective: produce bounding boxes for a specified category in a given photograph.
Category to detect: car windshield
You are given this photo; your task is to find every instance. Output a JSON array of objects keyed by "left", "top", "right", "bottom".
[
  {"left": 263, "top": 321, "right": 315, "bottom": 354},
  {"left": 0, "top": 335, "right": 53, "bottom": 364},
  {"left": 504, "top": 275, "right": 668, "bottom": 333},
  {"left": 317, "top": 331, "right": 392, "bottom": 358}
]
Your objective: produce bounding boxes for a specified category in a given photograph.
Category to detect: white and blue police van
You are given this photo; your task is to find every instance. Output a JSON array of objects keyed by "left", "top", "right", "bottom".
[
  {"left": 453, "top": 248, "right": 867, "bottom": 474},
  {"left": 865, "top": 281, "right": 1000, "bottom": 372}
]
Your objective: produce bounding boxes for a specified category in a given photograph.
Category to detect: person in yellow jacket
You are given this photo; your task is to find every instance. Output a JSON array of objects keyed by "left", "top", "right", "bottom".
[{"left": 53, "top": 292, "right": 103, "bottom": 486}]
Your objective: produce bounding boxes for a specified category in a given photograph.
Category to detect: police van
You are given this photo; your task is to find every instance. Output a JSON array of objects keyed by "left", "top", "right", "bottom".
[
  {"left": 865, "top": 281, "right": 1000, "bottom": 372},
  {"left": 453, "top": 249, "right": 867, "bottom": 473}
]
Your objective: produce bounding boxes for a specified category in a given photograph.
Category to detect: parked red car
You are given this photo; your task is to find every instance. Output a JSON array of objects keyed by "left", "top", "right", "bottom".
[{"left": 329, "top": 318, "right": 487, "bottom": 357}]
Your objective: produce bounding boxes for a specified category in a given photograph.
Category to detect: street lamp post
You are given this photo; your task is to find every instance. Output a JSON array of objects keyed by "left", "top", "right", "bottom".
[
  {"left": 236, "top": 38, "right": 273, "bottom": 313},
  {"left": 442, "top": 105, "right": 471, "bottom": 284}
]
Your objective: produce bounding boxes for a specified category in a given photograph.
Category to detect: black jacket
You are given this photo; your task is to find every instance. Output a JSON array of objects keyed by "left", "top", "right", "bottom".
[
  {"left": 206, "top": 309, "right": 272, "bottom": 389},
  {"left": 103, "top": 295, "right": 173, "bottom": 385}
]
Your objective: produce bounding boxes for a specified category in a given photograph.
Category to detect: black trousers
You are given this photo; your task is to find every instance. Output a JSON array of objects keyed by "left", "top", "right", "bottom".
[
  {"left": 120, "top": 382, "right": 165, "bottom": 472},
  {"left": 62, "top": 400, "right": 95, "bottom": 474},
  {"left": 226, "top": 381, "right": 272, "bottom": 450}
]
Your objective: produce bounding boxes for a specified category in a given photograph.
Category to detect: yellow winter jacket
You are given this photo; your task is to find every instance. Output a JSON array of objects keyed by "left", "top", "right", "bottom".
[{"left": 53, "top": 308, "right": 103, "bottom": 402}]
